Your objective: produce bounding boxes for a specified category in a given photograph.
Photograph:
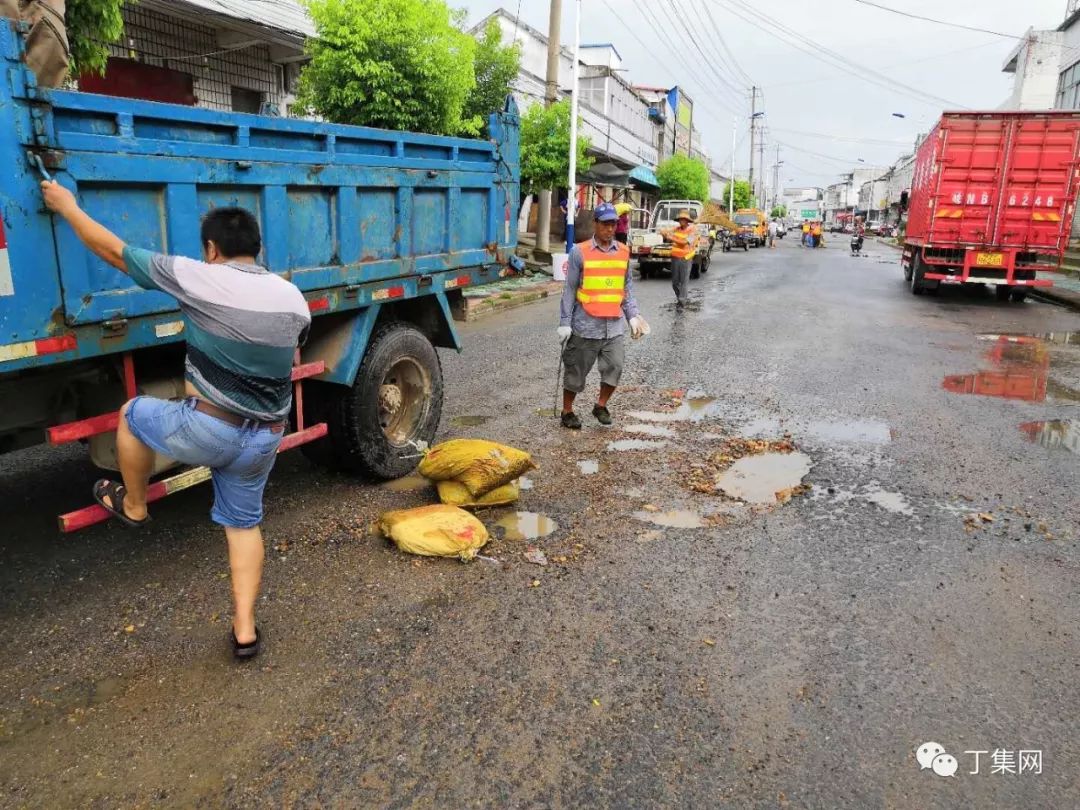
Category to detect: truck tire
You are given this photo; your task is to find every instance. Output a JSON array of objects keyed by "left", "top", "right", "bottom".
[
  {"left": 303, "top": 322, "right": 443, "bottom": 479},
  {"left": 690, "top": 260, "right": 701, "bottom": 280},
  {"left": 903, "top": 256, "right": 913, "bottom": 282},
  {"left": 1010, "top": 289, "right": 1028, "bottom": 303},
  {"left": 910, "top": 254, "right": 926, "bottom": 295},
  {"left": 995, "top": 285, "right": 1012, "bottom": 302}
]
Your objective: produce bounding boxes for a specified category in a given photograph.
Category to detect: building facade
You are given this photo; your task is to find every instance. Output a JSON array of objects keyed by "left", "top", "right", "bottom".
[
  {"left": 1001, "top": 29, "right": 1064, "bottom": 110},
  {"left": 79, "top": 0, "right": 308, "bottom": 114}
]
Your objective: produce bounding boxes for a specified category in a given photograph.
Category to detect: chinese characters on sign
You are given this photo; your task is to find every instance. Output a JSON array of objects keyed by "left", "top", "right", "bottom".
[{"left": 917, "top": 742, "right": 1043, "bottom": 778}]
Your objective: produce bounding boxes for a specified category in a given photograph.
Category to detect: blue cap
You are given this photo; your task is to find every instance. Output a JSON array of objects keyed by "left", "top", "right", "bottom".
[{"left": 593, "top": 202, "right": 618, "bottom": 222}]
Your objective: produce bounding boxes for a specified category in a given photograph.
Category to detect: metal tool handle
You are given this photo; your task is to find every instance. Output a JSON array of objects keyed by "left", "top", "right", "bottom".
[{"left": 27, "top": 152, "right": 53, "bottom": 182}]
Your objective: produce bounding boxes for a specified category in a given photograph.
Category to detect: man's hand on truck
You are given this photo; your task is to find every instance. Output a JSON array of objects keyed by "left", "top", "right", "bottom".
[{"left": 40, "top": 180, "right": 127, "bottom": 272}]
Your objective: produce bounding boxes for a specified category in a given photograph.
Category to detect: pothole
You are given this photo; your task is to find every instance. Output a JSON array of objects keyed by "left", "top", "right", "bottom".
[
  {"left": 715, "top": 452, "right": 813, "bottom": 504},
  {"left": 493, "top": 512, "right": 559, "bottom": 541}
]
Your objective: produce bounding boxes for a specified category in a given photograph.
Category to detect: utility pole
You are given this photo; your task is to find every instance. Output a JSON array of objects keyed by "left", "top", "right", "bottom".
[
  {"left": 757, "top": 124, "right": 766, "bottom": 210},
  {"left": 535, "top": 0, "right": 562, "bottom": 253},
  {"left": 772, "top": 144, "right": 781, "bottom": 215},
  {"left": 729, "top": 116, "right": 736, "bottom": 214},
  {"left": 748, "top": 86, "right": 757, "bottom": 202},
  {"left": 565, "top": 0, "right": 581, "bottom": 253}
]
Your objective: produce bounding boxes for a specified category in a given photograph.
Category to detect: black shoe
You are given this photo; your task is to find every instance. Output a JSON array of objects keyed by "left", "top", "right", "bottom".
[
  {"left": 592, "top": 404, "right": 612, "bottom": 425},
  {"left": 232, "top": 627, "right": 261, "bottom": 661},
  {"left": 560, "top": 411, "right": 582, "bottom": 429},
  {"left": 675, "top": 301, "right": 685, "bottom": 312}
]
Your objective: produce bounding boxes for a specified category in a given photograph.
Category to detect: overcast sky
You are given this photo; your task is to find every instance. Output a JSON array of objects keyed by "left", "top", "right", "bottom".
[{"left": 457, "top": 0, "right": 1069, "bottom": 187}]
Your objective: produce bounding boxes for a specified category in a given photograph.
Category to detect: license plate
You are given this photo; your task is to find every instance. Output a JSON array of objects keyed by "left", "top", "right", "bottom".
[{"left": 975, "top": 252, "right": 1004, "bottom": 267}]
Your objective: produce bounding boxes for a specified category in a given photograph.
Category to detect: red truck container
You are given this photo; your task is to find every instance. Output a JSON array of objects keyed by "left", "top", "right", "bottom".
[{"left": 902, "top": 111, "right": 1080, "bottom": 300}]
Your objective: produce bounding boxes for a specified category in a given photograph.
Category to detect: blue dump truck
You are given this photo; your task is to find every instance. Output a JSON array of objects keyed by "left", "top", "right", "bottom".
[{"left": 0, "top": 19, "right": 520, "bottom": 531}]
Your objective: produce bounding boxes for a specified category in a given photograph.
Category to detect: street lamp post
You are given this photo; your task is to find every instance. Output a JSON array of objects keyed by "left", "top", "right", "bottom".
[{"left": 565, "top": 0, "right": 582, "bottom": 253}]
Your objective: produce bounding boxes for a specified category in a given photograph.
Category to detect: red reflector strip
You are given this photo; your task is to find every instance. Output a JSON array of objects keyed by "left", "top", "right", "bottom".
[
  {"left": 373, "top": 286, "right": 406, "bottom": 301},
  {"left": 48, "top": 411, "right": 120, "bottom": 445},
  {"left": 36, "top": 334, "right": 78, "bottom": 355},
  {"left": 0, "top": 217, "right": 7, "bottom": 248},
  {"left": 444, "top": 274, "right": 472, "bottom": 290},
  {"left": 307, "top": 297, "right": 330, "bottom": 313},
  {"left": 389, "top": 286, "right": 405, "bottom": 299},
  {"left": 290, "top": 360, "right": 326, "bottom": 381},
  {"left": 0, "top": 333, "right": 77, "bottom": 363}
]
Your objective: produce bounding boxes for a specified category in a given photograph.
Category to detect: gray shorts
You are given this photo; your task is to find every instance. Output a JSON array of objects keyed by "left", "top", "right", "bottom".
[{"left": 561, "top": 334, "right": 625, "bottom": 393}]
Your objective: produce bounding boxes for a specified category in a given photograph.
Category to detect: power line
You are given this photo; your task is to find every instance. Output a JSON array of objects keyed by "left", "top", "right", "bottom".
[
  {"left": 770, "top": 127, "right": 912, "bottom": 146},
  {"left": 694, "top": 0, "right": 754, "bottom": 87},
  {"left": 710, "top": 0, "right": 963, "bottom": 109},
  {"left": 665, "top": 0, "right": 749, "bottom": 110},
  {"left": 849, "top": 0, "right": 1024, "bottom": 40}
]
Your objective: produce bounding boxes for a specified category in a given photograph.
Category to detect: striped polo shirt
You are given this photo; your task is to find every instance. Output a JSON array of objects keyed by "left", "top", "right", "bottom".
[{"left": 124, "top": 247, "right": 311, "bottom": 421}]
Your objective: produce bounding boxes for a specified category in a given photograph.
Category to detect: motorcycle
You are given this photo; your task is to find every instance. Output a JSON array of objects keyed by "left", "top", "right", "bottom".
[
  {"left": 850, "top": 232, "right": 864, "bottom": 256},
  {"left": 718, "top": 228, "right": 734, "bottom": 252}
]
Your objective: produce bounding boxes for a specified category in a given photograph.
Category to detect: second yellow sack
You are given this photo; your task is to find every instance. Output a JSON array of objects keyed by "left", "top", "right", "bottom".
[
  {"left": 378, "top": 504, "right": 489, "bottom": 560},
  {"left": 418, "top": 439, "right": 536, "bottom": 497},
  {"left": 436, "top": 479, "right": 520, "bottom": 508}
]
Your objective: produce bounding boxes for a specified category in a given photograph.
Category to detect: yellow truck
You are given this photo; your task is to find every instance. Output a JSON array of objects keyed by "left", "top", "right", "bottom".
[{"left": 734, "top": 208, "right": 767, "bottom": 247}]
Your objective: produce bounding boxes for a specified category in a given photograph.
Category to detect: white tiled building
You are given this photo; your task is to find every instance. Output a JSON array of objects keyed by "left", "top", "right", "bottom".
[{"left": 81, "top": 0, "right": 309, "bottom": 114}]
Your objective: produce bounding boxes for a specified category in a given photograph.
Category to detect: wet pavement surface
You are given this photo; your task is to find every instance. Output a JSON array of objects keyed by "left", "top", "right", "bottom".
[{"left": 2, "top": 239, "right": 1079, "bottom": 807}]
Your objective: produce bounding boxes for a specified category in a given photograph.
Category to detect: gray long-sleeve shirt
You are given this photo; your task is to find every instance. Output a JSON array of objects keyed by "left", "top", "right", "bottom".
[{"left": 558, "top": 237, "right": 640, "bottom": 339}]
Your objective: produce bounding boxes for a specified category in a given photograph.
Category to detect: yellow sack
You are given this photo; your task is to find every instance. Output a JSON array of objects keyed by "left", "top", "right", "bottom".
[
  {"left": 614, "top": 202, "right": 633, "bottom": 217},
  {"left": 418, "top": 439, "right": 537, "bottom": 497},
  {"left": 437, "top": 479, "right": 520, "bottom": 508},
  {"left": 379, "top": 504, "right": 489, "bottom": 560}
]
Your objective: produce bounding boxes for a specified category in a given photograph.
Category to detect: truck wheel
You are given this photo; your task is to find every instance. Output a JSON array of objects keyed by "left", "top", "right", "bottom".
[
  {"left": 995, "top": 285, "right": 1012, "bottom": 302},
  {"left": 903, "top": 258, "right": 913, "bottom": 282},
  {"left": 910, "top": 254, "right": 925, "bottom": 295},
  {"left": 690, "top": 261, "right": 701, "bottom": 280},
  {"left": 304, "top": 322, "right": 443, "bottom": 479},
  {"left": 1010, "top": 290, "right": 1028, "bottom": 303},
  {"left": 701, "top": 253, "right": 711, "bottom": 273}
]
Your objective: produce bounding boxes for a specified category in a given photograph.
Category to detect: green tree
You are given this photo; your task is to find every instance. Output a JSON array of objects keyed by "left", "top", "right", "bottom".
[
  {"left": 770, "top": 204, "right": 787, "bottom": 218},
  {"left": 656, "top": 154, "right": 709, "bottom": 203},
  {"left": 296, "top": 0, "right": 477, "bottom": 136},
  {"left": 67, "top": 0, "right": 126, "bottom": 76},
  {"left": 519, "top": 100, "right": 593, "bottom": 194},
  {"left": 461, "top": 17, "right": 521, "bottom": 135},
  {"left": 721, "top": 180, "right": 753, "bottom": 211}
]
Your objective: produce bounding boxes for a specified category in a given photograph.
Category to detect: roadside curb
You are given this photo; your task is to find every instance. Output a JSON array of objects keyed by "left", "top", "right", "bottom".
[
  {"left": 455, "top": 278, "right": 563, "bottom": 322},
  {"left": 1030, "top": 285, "right": 1080, "bottom": 312}
]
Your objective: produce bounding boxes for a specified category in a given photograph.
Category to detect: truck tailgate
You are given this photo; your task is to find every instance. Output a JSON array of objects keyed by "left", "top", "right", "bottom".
[{"left": 925, "top": 112, "right": 1080, "bottom": 251}]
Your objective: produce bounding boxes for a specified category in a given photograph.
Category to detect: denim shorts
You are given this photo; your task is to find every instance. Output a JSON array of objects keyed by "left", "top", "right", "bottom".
[{"left": 124, "top": 396, "right": 283, "bottom": 528}]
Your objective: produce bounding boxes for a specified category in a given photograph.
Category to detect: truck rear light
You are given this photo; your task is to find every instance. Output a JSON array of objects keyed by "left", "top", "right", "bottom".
[{"left": 638, "top": 246, "right": 651, "bottom": 255}]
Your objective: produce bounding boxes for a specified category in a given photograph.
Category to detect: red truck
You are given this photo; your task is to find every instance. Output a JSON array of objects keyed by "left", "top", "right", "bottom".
[{"left": 903, "top": 111, "right": 1080, "bottom": 300}]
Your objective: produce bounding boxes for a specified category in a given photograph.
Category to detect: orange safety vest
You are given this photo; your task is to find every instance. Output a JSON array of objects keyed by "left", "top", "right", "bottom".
[
  {"left": 575, "top": 240, "right": 629, "bottom": 318},
  {"left": 669, "top": 225, "right": 699, "bottom": 259},
  {"left": 812, "top": 224, "right": 822, "bottom": 236}
]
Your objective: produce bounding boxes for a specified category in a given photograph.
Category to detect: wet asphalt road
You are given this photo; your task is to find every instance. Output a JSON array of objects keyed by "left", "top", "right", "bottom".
[{"left": 2, "top": 236, "right": 1079, "bottom": 808}]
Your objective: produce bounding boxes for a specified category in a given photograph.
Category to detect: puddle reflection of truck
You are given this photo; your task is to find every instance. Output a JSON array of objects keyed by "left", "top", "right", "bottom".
[
  {"left": 902, "top": 110, "right": 1080, "bottom": 300},
  {"left": 631, "top": 200, "right": 712, "bottom": 279},
  {"left": 0, "top": 20, "right": 519, "bottom": 531}
]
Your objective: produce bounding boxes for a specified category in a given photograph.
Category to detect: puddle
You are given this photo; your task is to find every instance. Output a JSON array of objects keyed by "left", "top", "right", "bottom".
[
  {"left": 451, "top": 414, "right": 492, "bottom": 427},
  {"left": 864, "top": 487, "right": 914, "bottom": 516},
  {"left": 715, "top": 451, "right": 812, "bottom": 504},
  {"left": 607, "top": 439, "right": 669, "bottom": 451},
  {"left": 946, "top": 334, "right": 1080, "bottom": 404},
  {"left": 632, "top": 509, "right": 707, "bottom": 529},
  {"left": 577, "top": 459, "right": 599, "bottom": 475},
  {"left": 494, "top": 512, "right": 558, "bottom": 541},
  {"left": 741, "top": 416, "right": 892, "bottom": 445},
  {"left": 1020, "top": 420, "right": 1080, "bottom": 454},
  {"left": 519, "top": 476, "right": 535, "bottom": 490},
  {"left": 622, "top": 423, "right": 677, "bottom": 438},
  {"left": 626, "top": 394, "right": 721, "bottom": 423},
  {"left": 380, "top": 473, "right": 431, "bottom": 492}
]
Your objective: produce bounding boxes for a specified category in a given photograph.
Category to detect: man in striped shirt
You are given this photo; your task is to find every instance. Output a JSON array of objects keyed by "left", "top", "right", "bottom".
[{"left": 42, "top": 181, "right": 309, "bottom": 660}]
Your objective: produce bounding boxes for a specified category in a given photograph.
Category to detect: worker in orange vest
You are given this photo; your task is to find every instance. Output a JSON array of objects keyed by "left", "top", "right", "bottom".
[
  {"left": 661, "top": 210, "right": 699, "bottom": 311},
  {"left": 557, "top": 203, "right": 649, "bottom": 429},
  {"left": 811, "top": 221, "right": 823, "bottom": 248}
]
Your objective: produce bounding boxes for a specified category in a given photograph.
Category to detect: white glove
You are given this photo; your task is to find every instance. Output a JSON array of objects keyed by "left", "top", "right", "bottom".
[
  {"left": 557, "top": 326, "right": 572, "bottom": 340},
  {"left": 629, "top": 316, "right": 651, "bottom": 339}
]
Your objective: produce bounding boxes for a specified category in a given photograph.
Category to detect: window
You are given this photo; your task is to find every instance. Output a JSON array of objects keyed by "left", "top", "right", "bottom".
[
  {"left": 231, "top": 86, "right": 264, "bottom": 114},
  {"left": 1057, "top": 59, "right": 1080, "bottom": 109}
]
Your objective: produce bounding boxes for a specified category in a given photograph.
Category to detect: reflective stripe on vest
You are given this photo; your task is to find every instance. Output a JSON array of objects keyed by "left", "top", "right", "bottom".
[
  {"left": 670, "top": 226, "right": 698, "bottom": 259},
  {"left": 575, "top": 240, "right": 628, "bottom": 318}
]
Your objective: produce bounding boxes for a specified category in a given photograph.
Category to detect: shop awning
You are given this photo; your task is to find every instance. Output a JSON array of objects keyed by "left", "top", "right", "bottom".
[
  {"left": 577, "top": 162, "right": 632, "bottom": 188},
  {"left": 629, "top": 165, "right": 659, "bottom": 188}
]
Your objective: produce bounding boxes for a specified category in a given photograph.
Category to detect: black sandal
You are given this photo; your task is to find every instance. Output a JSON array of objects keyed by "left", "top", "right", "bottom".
[
  {"left": 92, "top": 480, "right": 151, "bottom": 527},
  {"left": 232, "top": 627, "right": 261, "bottom": 661}
]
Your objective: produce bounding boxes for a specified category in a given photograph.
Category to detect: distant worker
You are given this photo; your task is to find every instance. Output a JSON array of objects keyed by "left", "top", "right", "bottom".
[
  {"left": 811, "top": 220, "right": 823, "bottom": 248},
  {"left": 768, "top": 218, "right": 778, "bottom": 248},
  {"left": 801, "top": 221, "right": 811, "bottom": 247},
  {"left": 661, "top": 210, "right": 699, "bottom": 311},
  {"left": 614, "top": 201, "right": 632, "bottom": 245},
  {"left": 557, "top": 203, "right": 650, "bottom": 430}
]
